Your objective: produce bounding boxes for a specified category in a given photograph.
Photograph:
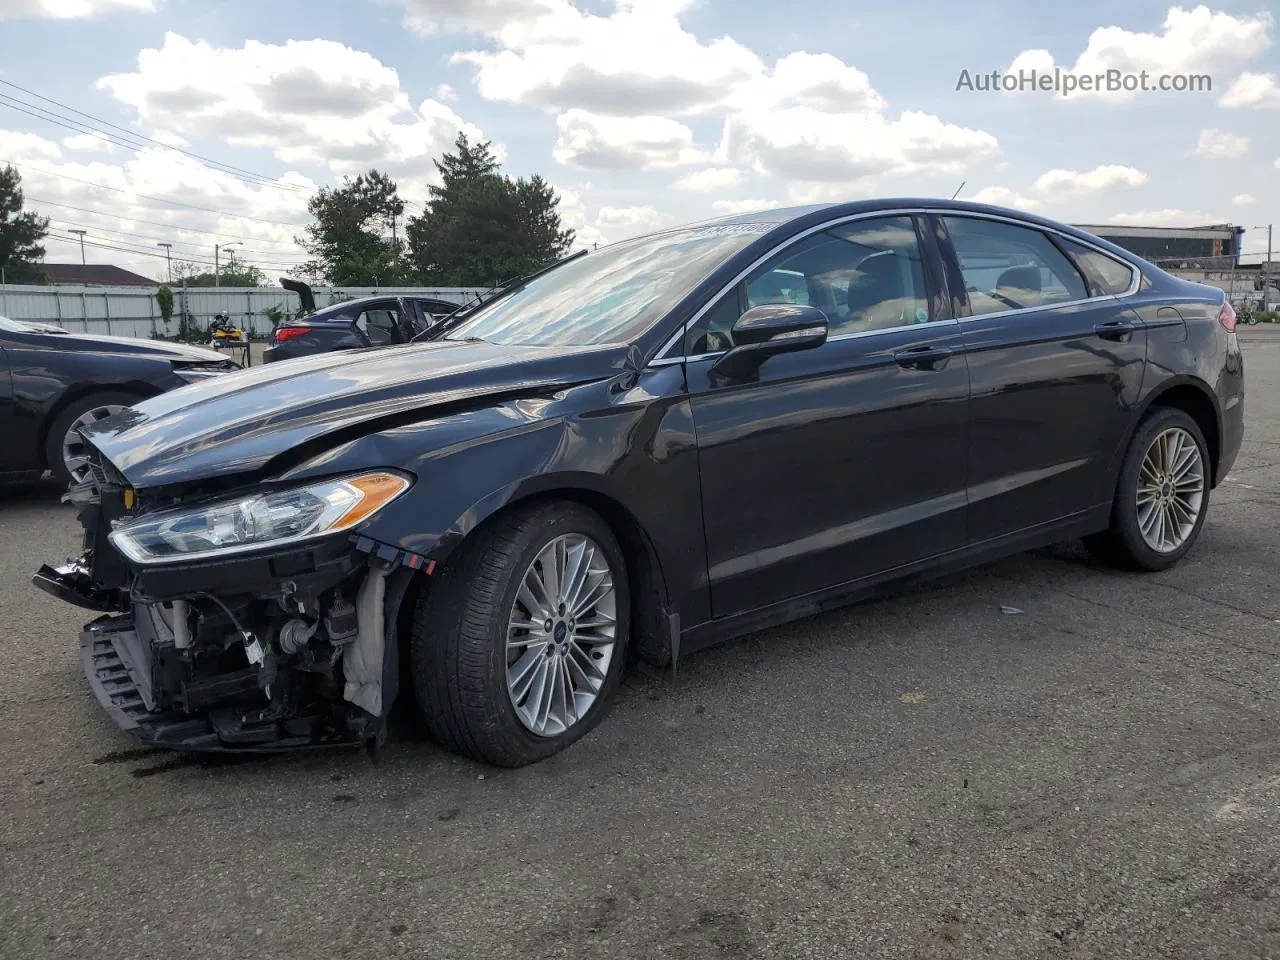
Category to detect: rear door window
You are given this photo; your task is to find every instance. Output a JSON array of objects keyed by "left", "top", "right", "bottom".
[
  {"left": 943, "top": 217, "right": 1089, "bottom": 317},
  {"left": 356, "top": 306, "right": 403, "bottom": 345}
]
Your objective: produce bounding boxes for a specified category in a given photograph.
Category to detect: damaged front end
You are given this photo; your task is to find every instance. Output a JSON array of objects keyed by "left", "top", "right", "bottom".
[{"left": 34, "top": 450, "right": 423, "bottom": 753}]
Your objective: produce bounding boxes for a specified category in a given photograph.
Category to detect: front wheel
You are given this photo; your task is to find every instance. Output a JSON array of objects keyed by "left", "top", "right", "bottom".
[
  {"left": 1085, "top": 407, "right": 1210, "bottom": 571},
  {"left": 410, "top": 500, "right": 629, "bottom": 767}
]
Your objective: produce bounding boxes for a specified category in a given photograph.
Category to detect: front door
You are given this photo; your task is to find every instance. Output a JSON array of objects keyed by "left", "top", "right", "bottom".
[
  {"left": 687, "top": 215, "right": 972, "bottom": 618},
  {"left": 937, "top": 214, "right": 1148, "bottom": 542}
]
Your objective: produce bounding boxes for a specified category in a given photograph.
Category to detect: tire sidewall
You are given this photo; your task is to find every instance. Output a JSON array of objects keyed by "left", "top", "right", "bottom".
[
  {"left": 483, "top": 505, "right": 630, "bottom": 763},
  {"left": 1113, "top": 408, "right": 1211, "bottom": 571}
]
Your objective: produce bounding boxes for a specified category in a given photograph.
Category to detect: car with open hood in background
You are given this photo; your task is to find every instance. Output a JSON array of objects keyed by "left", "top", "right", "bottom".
[
  {"left": 262, "top": 279, "right": 465, "bottom": 363},
  {"left": 0, "top": 316, "right": 237, "bottom": 487},
  {"left": 34, "top": 199, "right": 1244, "bottom": 767}
]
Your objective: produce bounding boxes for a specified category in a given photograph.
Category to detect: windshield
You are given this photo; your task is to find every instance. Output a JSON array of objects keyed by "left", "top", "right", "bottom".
[
  {"left": 0, "top": 316, "right": 66, "bottom": 334},
  {"left": 443, "top": 223, "right": 772, "bottom": 346}
]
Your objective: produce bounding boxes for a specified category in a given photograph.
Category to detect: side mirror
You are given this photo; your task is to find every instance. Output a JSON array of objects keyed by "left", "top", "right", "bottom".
[{"left": 710, "top": 303, "right": 828, "bottom": 382}]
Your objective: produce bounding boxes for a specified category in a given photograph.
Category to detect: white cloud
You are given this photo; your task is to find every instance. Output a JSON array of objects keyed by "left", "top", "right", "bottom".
[
  {"left": 596, "top": 205, "right": 659, "bottom": 228},
  {"left": 553, "top": 110, "right": 704, "bottom": 170},
  {"left": 970, "top": 186, "right": 1040, "bottom": 210},
  {"left": 1033, "top": 164, "right": 1148, "bottom": 198},
  {"left": 435, "top": 83, "right": 457, "bottom": 102},
  {"left": 1232, "top": 194, "right": 1257, "bottom": 205},
  {"left": 440, "top": 0, "right": 762, "bottom": 115},
  {"left": 97, "top": 33, "right": 488, "bottom": 194},
  {"left": 1191, "top": 128, "right": 1248, "bottom": 157},
  {"left": 61, "top": 131, "right": 115, "bottom": 153},
  {"left": 672, "top": 167, "right": 743, "bottom": 191},
  {"left": 711, "top": 198, "right": 780, "bottom": 214},
  {"left": 1005, "top": 6, "right": 1273, "bottom": 102},
  {"left": 0, "top": 126, "right": 313, "bottom": 277},
  {"left": 0, "top": 0, "right": 152, "bottom": 19},
  {"left": 1221, "top": 72, "right": 1280, "bottom": 107},
  {"left": 725, "top": 107, "right": 999, "bottom": 183},
  {"left": 1108, "top": 209, "right": 1222, "bottom": 227},
  {"left": 552, "top": 184, "right": 604, "bottom": 249},
  {"left": 394, "top": 0, "right": 998, "bottom": 187}
]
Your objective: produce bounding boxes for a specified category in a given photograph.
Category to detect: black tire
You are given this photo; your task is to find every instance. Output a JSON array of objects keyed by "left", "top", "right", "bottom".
[
  {"left": 1084, "top": 407, "right": 1211, "bottom": 571},
  {"left": 410, "top": 500, "right": 630, "bottom": 767},
  {"left": 44, "top": 391, "right": 140, "bottom": 488}
]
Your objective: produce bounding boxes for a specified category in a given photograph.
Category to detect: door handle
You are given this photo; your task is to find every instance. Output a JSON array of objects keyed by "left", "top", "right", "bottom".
[
  {"left": 1093, "top": 320, "right": 1137, "bottom": 342},
  {"left": 894, "top": 345, "right": 953, "bottom": 370}
]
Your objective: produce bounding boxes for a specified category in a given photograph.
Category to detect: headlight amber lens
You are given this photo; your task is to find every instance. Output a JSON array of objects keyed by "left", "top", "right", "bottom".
[{"left": 108, "top": 471, "right": 410, "bottom": 564}]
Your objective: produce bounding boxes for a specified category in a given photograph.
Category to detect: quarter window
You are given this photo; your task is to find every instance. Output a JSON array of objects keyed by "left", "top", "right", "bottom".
[
  {"left": 1058, "top": 238, "right": 1136, "bottom": 296},
  {"left": 943, "top": 217, "right": 1089, "bottom": 316},
  {"left": 687, "top": 215, "right": 931, "bottom": 353}
]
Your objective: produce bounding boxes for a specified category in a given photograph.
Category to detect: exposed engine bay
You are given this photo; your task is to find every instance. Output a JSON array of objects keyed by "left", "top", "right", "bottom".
[{"left": 33, "top": 451, "right": 420, "bottom": 752}]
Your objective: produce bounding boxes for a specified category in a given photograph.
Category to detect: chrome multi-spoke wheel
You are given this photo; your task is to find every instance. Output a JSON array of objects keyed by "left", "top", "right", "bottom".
[
  {"left": 505, "top": 533, "right": 617, "bottom": 737},
  {"left": 61, "top": 402, "right": 127, "bottom": 485},
  {"left": 1136, "top": 426, "right": 1205, "bottom": 554}
]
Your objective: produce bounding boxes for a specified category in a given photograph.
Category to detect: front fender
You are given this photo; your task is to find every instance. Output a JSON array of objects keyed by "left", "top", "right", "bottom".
[{"left": 277, "top": 367, "right": 710, "bottom": 627}]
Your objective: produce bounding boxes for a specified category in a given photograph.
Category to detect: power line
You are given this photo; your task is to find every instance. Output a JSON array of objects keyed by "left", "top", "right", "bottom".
[
  {"left": 46, "top": 230, "right": 307, "bottom": 271},
  {"left": 45, "top": 230, "right": 307, "bottom": 275},
  {"left": 0, "top": 157, "right": 309, "bottom": 228},
  {"left": 0, "top": 79, "right": 310, "bottom": 194},
  {"left": 25, "top": 195, "right": 309, "bottom": 250},
  {"left": 45, "top": 216, "right": 309, "bottom": 263}
]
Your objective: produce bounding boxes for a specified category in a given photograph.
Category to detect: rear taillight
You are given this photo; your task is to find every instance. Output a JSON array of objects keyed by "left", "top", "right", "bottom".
[
  {"left": 1218, "top": 301, "right": 1237, "bottom": 333},
  {"left": 273, "top": 325, "right": 312, "bottom": 343}
]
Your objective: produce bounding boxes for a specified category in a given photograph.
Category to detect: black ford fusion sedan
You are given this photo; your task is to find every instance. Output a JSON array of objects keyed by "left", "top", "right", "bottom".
[{"left": 35, "top": 199, "right": 1244, "bottom": 767}]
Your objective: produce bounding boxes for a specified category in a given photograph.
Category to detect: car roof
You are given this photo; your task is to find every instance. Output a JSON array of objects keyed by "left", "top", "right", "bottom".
[{"left": 627, "top": 197, "right": 1142, "bottom": 267}]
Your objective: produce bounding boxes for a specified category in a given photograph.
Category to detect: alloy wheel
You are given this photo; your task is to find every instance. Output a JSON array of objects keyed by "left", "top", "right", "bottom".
[
  {"left": 1136, "top": 426, "right": 1205, "bottom": 554},
  {"left": 505, "top": 533, "right": 618, "bottom": 737},
  {"left": 62, "top": 404, "right": 126, "bottom": 485}
]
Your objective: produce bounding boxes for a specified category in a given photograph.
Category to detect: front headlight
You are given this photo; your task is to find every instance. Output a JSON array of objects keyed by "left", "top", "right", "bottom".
[{"left": 108, "top": 471, "right": 411, "bottom": 564}]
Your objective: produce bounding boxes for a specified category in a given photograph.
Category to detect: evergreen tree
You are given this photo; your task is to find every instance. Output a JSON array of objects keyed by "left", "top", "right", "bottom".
[
  {"left": 406, "top": 134, "right": 574, "bottom": 285},
  {"left": 0, "top": 165, "right": 49, "bottom": 284}
]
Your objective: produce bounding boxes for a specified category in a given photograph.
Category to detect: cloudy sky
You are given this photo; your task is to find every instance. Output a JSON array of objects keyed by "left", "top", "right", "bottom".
[{"left": 0, "top": 0, "right": 1277, "bottom": 281}]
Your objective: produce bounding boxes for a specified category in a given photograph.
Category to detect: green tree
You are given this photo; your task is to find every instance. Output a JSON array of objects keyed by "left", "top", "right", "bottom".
[
  {"left": 405, "top": 134, "right": 574, "bottom": 286},
  {"left": 0, "top": 164, "right": 49, "bottom": 284},
  {"left": 299, "top": 169, "right": 407, "bottom": 286}
]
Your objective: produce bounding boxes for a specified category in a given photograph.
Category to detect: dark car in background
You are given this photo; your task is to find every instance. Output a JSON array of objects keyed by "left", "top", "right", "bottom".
[
  {"left": 263, "top": 292, "right": 464, "bottom": 363},
  {"left": 36, "top": 199, "right": 1243, "bottom": 768},
  {"left": 0, "top": 316, "right": 237, "bottom": 487}
]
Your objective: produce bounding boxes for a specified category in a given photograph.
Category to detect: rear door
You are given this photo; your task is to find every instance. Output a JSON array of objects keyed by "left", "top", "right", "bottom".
[
  {"left": 938, "top": 214, "right": 1147, "bottom": 542},
  {"left": 687, "top": 214, "right": 972, "bottom": 618}
]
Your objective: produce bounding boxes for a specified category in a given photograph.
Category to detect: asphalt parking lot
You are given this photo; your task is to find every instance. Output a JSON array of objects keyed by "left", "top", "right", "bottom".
[{"left": 3, "top": 331, "right": 1280, "bottom": 960}]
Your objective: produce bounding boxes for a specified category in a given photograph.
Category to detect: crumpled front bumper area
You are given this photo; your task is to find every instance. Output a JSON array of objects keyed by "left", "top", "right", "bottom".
[{"left": 79, "top": 605, "right": 368, "bottom": 753}]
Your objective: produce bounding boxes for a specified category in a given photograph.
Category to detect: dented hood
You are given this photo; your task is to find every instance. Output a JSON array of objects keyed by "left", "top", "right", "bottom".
[{"left": 82, "top": 339, "right": 630, "bottom": 488}]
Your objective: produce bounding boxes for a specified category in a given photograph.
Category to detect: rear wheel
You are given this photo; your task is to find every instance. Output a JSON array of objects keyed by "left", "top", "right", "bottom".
[
  {"left": 1085, "top": 407, "right": 1210, "bottom": 571},
  {"left": 45, "top": 391, "right": 138, "bottom": 488},
  {"left": 410, "top": 500, "right": 629, "bottom": 767}
]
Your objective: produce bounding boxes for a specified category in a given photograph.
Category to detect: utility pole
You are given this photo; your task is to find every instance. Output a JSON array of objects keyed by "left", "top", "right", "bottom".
[
  {"left": 69, "top": 229, "right": 87, "bottom": 265},
  {"left": 215, "top": 242, "right": 239, "bottom": 285},
  {"left": 157, "top": 242, "right": 172, "bottom": 282}
]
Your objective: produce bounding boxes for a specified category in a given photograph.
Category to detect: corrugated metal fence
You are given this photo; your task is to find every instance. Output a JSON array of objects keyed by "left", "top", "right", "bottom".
[{"left": 0, "top": 284, "right": 491, "bottom": 339}]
